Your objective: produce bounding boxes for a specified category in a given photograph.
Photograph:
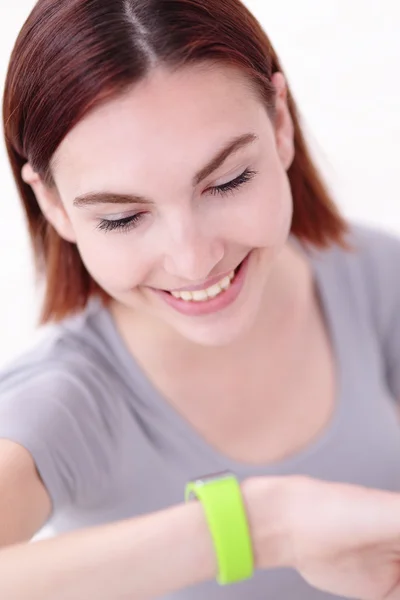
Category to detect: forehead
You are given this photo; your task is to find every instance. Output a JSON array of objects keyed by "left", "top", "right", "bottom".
[{"left": 52, "top": 64, "right": 267, "bottom": 193}]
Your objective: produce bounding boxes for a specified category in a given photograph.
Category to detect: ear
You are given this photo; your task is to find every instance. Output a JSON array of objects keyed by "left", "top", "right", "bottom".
[
  {"left": 21, "top": 163, "right": 77, "bottom": 243},
  {"left": 271, "top": 72, "right": 295, "bottom": 171}
]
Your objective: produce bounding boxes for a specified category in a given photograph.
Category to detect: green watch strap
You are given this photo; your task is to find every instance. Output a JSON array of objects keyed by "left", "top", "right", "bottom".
[{"left": 185, "top": 471, "right": 254, "bottom": 585}]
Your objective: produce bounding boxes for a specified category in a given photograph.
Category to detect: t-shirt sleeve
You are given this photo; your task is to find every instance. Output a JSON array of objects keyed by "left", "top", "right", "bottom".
[
  {"left": 360, "top": 226, "right": 400, "bottom": 400},
  {"left": 0, "top": 358, "right": 120, "bottom": 514}
]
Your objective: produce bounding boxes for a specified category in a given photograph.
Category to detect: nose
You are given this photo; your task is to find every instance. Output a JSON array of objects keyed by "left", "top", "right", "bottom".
[{"left": 163, "top": 216, "right": 224, "bottom": 282}]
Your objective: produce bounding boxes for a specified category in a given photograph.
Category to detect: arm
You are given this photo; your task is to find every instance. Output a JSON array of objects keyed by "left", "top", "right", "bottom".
[
  {"left": 0, "top": 501, "right": 216, "bottom": 599},
  {"left": 0, "top": 369, "right": 290, "bottom": 597},
  {"left": 0, "top": 440, "right": 51, "bottom": 547},
  {"left": 2, "top": 452, "right": 400, "bottom": 600},
  {"left": 0, "top": 473, "right": 289, "bottom": 600}
]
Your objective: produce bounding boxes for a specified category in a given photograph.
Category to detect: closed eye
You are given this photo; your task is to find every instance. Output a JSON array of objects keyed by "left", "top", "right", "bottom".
[
  {"left": 96, "top": 168, "right": 258, "bottom": 234},
  {"left": 208, "top": 168, "right": 257, "bottom": 196},
  {"left": 97, "top": 212, "right": 145, "bottom": 233}
]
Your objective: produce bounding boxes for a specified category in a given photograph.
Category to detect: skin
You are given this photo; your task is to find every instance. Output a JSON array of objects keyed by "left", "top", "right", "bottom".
[
  {"left": 16, "top": 61, "right": 400, "bottom": 599},
  {"left": 22, "top": 64, "right": 297, "bottom": 347},
  {"left": 22, "top": 62, "right": 334, "bottom": 466}
]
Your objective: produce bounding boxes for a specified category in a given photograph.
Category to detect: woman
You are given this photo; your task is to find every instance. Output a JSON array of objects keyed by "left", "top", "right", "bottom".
[{"left": 1, "top": 0, "right": 400, "bottom": 598}]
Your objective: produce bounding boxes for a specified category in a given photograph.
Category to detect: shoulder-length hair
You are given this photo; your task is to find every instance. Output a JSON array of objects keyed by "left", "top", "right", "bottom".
[{"left": 3, "top": 0, "right": 347, "bottom": 323}]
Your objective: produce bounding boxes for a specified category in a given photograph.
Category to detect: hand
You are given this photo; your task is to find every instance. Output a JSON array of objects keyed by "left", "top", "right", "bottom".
[{"left": 247, "top": 476, "right": 400, "bottom": 599}]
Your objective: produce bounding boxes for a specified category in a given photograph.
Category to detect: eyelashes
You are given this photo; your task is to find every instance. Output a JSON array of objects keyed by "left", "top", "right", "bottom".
[
  {"left": 97, "top": 212, "right": 145, "bottom": 233},
  {"left": 97, "top": 168, "right": 258, "bottom": 233},
  {"left": 208, "top": 168, "right": 257, "bottom": 196}
]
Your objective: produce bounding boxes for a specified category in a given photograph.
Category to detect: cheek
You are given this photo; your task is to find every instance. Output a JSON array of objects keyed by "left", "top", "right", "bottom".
[
  {"left": 74, "top": 233, "right": 152, "bottom": 293},
  {"left": 265, "top": 172, "right": 293, "bottom": 244},
  {"left": 234, "top": 170, "right": 293, "bottom": 249}
]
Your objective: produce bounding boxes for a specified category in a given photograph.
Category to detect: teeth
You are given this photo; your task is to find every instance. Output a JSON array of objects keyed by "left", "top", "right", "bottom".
[
  {"left": 207, "top": 283, "right": 223, "bottom": 298},
  {"left": 171, "top": 270, "right": 235, "bottom": 302},
  {"left": 192, "top": 289, "right": 208, "bottom": 302},
  {"left": 220, "top": 276, "right": 231, "bottom": 290},
  {"left": 180, "top": 291, "right": 193, "bottom": 301}
]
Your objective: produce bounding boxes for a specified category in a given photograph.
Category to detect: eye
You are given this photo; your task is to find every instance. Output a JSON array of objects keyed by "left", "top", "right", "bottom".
[
  {"left": 208, "top": 168, "right": 257, "bottom": 196},
  {"left": 97, "top": 212, "right": 146, "bottom": 233}
]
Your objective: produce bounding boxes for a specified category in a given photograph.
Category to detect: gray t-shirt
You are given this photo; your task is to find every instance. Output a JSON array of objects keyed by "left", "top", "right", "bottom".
[{"left": 1, "top": 223, "right": 400, "bottom": 599}]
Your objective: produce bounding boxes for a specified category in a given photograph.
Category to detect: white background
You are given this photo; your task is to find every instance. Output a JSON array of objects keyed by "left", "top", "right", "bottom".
[{"left": 0, "top": 0, "right": 400, "bottom": 366}]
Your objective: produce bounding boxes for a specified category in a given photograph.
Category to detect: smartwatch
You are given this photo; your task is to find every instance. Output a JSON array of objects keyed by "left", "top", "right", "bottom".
[{"left": 185, "top": 470, "right": 254, "bottom": 585}]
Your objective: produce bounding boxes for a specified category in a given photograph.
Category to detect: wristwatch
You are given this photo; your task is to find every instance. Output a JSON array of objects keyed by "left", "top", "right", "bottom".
[{"left": 185, "top": 470, "right": 254, "bottom": 585}]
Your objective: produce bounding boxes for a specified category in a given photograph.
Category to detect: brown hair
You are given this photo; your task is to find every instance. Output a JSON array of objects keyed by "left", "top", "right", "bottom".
[{"left": 3, "top": 0, "right": 348, "bottom": 324}]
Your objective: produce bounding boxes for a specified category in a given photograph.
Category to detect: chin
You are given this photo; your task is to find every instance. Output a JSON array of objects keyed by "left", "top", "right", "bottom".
[
  {"left": 169, "top": 290, "right": 264, "bottom": 347},
  {"left": 173, "top": 318, "right": 255, "bottom": 347},
  {"left": 157, "top": 248, "right": 269, "bottom": 347}
]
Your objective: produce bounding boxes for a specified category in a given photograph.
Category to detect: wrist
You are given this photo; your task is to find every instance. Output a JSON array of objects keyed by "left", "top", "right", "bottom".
[
  {"left": 241, "top": 477, "right": 294, "bottom": 570},
  {"left": 182, "top": 500, "right": 218, "bottom": 583}
]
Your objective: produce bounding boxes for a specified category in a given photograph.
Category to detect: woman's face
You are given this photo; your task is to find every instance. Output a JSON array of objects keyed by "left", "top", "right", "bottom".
[{"left": 33, "top": 64, "right": 295, "bottom": 346}]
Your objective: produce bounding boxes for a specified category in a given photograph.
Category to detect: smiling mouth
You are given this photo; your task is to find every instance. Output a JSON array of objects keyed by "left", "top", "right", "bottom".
[{"left": 164, "top": 260, "right": 245, "bottom": 303}]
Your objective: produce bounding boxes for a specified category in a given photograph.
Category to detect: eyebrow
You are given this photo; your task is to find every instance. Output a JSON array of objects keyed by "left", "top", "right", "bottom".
[{"left": 73, "top": 132, "right": 258, "bottom": 208}]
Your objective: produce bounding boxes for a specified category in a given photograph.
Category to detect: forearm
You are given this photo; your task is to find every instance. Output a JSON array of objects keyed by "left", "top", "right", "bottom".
[
  {"left": 0, "top": 501, "right": 213, "bottom": 600},
  {"left": 0, "top": 478, "right": 290, "bottom": 600}
]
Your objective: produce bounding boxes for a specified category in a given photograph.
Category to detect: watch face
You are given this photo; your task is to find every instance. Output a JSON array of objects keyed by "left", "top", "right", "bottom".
[
  {"left": 194, "top": 470, "right": 234, "bottom": 486},
  {"left": 187, "top": 471, "right": 236, "bottom": 501}
]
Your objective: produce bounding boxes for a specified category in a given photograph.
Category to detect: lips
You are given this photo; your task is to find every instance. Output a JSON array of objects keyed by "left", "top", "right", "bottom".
[
  {"left": 164, "top": 256, "right": 246, "bottom": 296},
  {"left": 150, "top": 251, "right": 252, "bottom": 317}
]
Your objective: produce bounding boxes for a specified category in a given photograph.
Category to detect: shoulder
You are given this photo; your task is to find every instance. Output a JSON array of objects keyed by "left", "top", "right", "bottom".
[
  {"left": 0, "top": 299, "right": 119, "bottom": 397},
  {"left": 309, "top": 222, "right": 400, "bottom": 275},
  {"left": 308, "top": 222, "right": 400, "bottom": 309},
  {"left": 344, "top": 223, "right": 399, "bottom": 315},
  {"left": 0, "top": 301, "right": 127, "bottom": 509},
  {"left": 308, "top": 222, "right": 400, "bottom": 397},
  {"left": 346, "top": 223, "right": 400, "bottom": 275}
]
